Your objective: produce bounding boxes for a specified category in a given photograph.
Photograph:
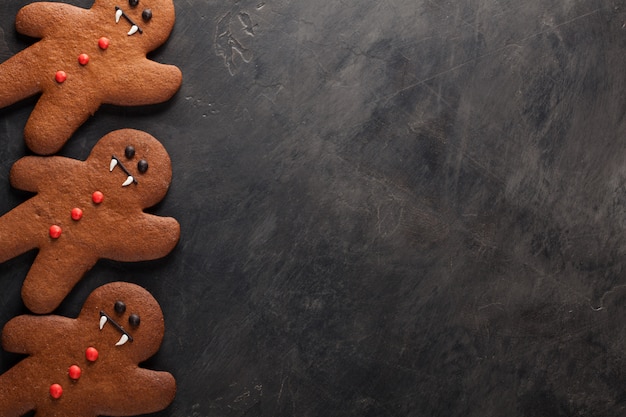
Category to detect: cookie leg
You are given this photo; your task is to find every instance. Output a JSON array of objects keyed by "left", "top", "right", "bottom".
[
  {"left": 0, "top": 53, "right": 40, "bottom": 108},
  {"left": 0, "top": 206, "right": 39, "bottom": 264},
  {"left": 0, "top": 366, "right": 35, "bottom": 417},
  {"left": 22, "top": 248, "right": 97, "bottom": 314},
  {"left": 24, "top": 94, "right": 98, "bottom": 155}
]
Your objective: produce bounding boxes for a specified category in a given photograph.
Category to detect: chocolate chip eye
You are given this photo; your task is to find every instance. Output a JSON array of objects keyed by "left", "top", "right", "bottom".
[
  {"left": 129, "top": 314, "right": 140, "bottom": 327},
  {"left": 137, "top": 159, "right": 148, "bottom": 173},
  {"left": 142, "top": 9, "right": 153, "bottom": 21},
  {"left": 125, "top": 145, "right": 135, "bottom": 159},
  {"left": 129, "top": 0, "right": 139, "bottom": 7},
  {"left": 114, "top": 301, "right": 126, "bottom": 314}
]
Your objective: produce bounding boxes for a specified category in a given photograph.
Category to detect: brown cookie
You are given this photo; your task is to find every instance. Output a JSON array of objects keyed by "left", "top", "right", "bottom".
[
  {"left": 0, "top": 281, "right": 176, "bottom": 416},
  {"left": 0, "top": 129, "right": 180, "bottom": 314},
  {"left": 0, "top": 0, "right": 182, "bottom": 155}
]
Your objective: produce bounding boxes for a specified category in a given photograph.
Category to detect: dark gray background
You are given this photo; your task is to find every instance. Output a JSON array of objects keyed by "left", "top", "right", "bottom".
[{"left": 1, "top": 0, "right": 625, "bottom": 416}]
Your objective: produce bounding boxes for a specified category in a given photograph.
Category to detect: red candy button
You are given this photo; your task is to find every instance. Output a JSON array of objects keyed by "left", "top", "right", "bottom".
[
  {"left": 78, "top": 53, "right": 90, "bottom": 65},
  {"left": 71, "top": 207, "right": 83, "bottom": 221},
  {"left": 98, "top": 37, "right": 110, "bottom": 50},
  {"left": 68, "top": 364, "right": 82, "bottom": 380},
  {"left": 85, "top": 346, "right": 99, "bottom": 362},
  {"left": 92, "top": 191, "right": 104, "bottom": 204},
  {"left": 50, "top": 383, "right": 63, "bottom": 399},
  {"left": 49, "top": 225, "right": 62, "bottom": 239},
  {"left": 55, "top": 71, "right": 67, "bottom": 83}
]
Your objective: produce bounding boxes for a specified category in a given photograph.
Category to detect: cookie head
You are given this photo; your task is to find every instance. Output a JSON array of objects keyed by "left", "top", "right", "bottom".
[
  {"left": 92, "top": 0, "right": 176, "bottom": 49},
  {"left": 80, "top": 282, "right": 165, "bottom": 363},
  {"left": 88, "top": 129, "right": 173, "bottom": 208}
]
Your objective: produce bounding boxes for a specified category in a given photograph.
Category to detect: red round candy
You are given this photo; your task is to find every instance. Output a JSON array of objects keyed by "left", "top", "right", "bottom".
[
  {"left": 68, "top": 364, "right": 82, "bottom": 380},
  {"left": 92, "top": 191, "right": 104, "bottom": 204},
  {"left": 78, "top": 53, "right": 90, "bottom": 65},
  {"left": 49, "top": 225, "right": 62, "bottom": 239},
  {"left": 50, "top": 383, "right": 63, "bottom": 399},
  {"left": 85, "top": 346, "right": 99, "bottom": 362},
  {"left": 55, "top": 71, "right": 67, "bottom": 83},
  {"left": 98, "top": 37, "right": 110, "bottom": 50},
  {"left": 71, "top": 207, "right": 83, "bottom": 221}
]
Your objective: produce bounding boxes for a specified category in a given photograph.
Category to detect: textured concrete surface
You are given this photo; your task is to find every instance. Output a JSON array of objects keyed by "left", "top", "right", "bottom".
[{"left": 0, "top": 0, "right": 625, "bottom": 416}]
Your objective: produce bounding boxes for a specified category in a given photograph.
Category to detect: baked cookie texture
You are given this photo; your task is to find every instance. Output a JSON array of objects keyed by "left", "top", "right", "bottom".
[
  {"left": 0, "top": 0, "right": 182, "bottom": 155},
  {"left": 0, "top": 281, "right": 176, "bottom": 416},
  {"left": 0, "top": 129, "right": 180, "bottom": 314}
]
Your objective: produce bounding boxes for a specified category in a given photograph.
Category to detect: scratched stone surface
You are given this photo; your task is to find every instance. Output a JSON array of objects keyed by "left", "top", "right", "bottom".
[{"left": 0, "top": 0, "right": 626, "bottom": 416}]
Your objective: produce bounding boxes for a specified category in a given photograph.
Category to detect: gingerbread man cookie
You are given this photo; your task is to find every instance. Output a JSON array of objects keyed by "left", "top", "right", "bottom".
[
  {"left": 0, "top": 281, "right": 175, "bottom": 416},
  {"left": 0, "top": 0, "right": 182, "bottom": 155},
  {"left": 0, "top": 129, "right": 180, "bottom": 314}
]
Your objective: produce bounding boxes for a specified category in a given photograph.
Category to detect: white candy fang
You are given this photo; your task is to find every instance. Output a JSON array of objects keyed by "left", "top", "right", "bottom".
[
  {"left": 128, "top": 25, "right": 139, "bottom": 36},
  {"left": 116, "top": 334, "right": 130, "bottom": 346},
  {"left": 122, "top": 176, "right": 134, "bottom": 187},
  {"left": 99, "top": 315, "right": 108, "bottom": 330},
  {"left": 110, "top": 158, "right": 118, "bottom": 172},
  {"left": 115, "top": 8, "right": 123, "bottom": 23}
]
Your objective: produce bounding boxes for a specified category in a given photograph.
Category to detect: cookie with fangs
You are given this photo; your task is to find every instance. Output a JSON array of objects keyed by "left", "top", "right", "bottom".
[
  {"left": 0, "top": 0, "right": 181, "bottom": 155},
  {"left": 0, "top": 282, "right": 175, "bottom": 416},
  {"left": 0, "top": 129, "right": 180, "bottom": 314}
]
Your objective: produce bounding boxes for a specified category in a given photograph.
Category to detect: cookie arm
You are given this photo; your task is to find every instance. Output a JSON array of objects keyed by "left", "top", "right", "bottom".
[
  {"left": 10, "top": 156, "right": 81, "bottom": 192},
  {"left": 2, "top": 315, "right": 73, "bottom": 354},
  {"left": 15, "top": 2, "right": 85, "bottom": 38},
  {"left": 0, "top": 53, "right": 42, "bottom": 108},
  {"left": 2, "top": 316, "right": 36, "bottom": 354},
  {"left": 105, "top": 61, "right": 182, "bottom": 106},
  {"left": 104, "top": 215, "right": 180, "bottom": 262},
  {"left": 98, "top": 369, "right": 176, "bottom": 415}
]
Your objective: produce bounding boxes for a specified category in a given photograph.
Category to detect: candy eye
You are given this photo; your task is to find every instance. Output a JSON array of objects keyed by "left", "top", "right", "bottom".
[
  {"left": 129, "top": 314, "right": 140, "bottom": 327},
  {"left": 137, "top": 159, "right": 148, "bottom": 174},
  {"left": 142, "top": 9, "right": 152, "bottom": 21},
  {"left": 129, "top": 0, "right": 139, "bottom": 7},
  {"left": 114, "top": 301, "right": 126, "bottom": 314},
  {"left": 125, "top": 145, "right": 135, "bottom": 159}
]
